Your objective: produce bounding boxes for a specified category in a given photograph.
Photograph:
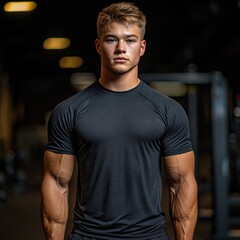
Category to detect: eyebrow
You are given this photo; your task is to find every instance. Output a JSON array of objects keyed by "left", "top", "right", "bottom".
[{"left": 104, "top": 34, "right": 139, "bottom": 39}]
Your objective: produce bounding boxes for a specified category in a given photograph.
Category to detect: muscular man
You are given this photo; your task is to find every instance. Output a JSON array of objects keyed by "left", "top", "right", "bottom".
[{"left": 41, "top": 2, "right": 198, "bottom": 239}]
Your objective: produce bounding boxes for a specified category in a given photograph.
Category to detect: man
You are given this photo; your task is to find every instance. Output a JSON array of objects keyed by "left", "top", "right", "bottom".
[{"left": 41, "top": 2, "right": 198, "bottom": 240}]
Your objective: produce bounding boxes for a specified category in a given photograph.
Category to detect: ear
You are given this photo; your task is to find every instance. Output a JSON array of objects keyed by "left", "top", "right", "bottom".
[
  {"left": 140, "top": 40, "right": 146, "bottom": 56},
  {"left": 95, "top": 39, "right": 101, "bottom": 54}
]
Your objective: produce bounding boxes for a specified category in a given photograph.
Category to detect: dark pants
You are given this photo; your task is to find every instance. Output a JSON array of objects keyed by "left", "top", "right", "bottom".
[{"left": 67, "top": 232, "right": 170, "bottom": 240}]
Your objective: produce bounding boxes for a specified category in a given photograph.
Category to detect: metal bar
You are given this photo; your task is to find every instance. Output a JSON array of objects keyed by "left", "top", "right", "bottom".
[
  {"left": 187, "top": 84, "right": 198, "bottom": 174},
  {"left": 139, "top": 72, "right": 211, "bottom": 84},
  {"left": 211, "top": 71, "right": 230, "bottom": 238}
]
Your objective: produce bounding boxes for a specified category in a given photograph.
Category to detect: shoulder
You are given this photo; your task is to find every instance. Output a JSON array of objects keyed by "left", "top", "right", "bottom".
[
  {"left": 138, "top": 81, "right": 190, "bottom": 132},
  {"left": 51, "top": 81, "right": 99, "bottom": 116},
  {"left": 47, "top": 81, "right": 100, "bottom": 126},
  {"left": 138, "top": 80, "right": 185, "bottom": 113}
]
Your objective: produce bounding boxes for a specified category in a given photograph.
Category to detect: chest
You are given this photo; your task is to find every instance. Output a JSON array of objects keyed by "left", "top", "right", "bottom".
[{"left": 75, "top": 94, "right": 166, "bottom": 143}]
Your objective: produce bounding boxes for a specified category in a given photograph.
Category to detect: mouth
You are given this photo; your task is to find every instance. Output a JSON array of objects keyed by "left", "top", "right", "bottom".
[{"left": 113, "top": 57, "right": 128, "bottom": 63}]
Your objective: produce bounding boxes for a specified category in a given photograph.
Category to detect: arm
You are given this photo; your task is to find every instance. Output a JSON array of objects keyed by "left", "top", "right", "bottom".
[
  {"left": 163, "top": 151, "right": 198, "bottom": 240},
  {"left": 41, "top": 150, "right": 75, "bottom": 240}
]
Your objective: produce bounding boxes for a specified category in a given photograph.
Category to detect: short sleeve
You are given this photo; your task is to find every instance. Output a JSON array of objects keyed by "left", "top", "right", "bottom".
[
  {"left": 161, "top": 100, "right": 192, "bottom": 156},
  {"left": 46, "top": 103, "right": 76, "bottom": 155}
]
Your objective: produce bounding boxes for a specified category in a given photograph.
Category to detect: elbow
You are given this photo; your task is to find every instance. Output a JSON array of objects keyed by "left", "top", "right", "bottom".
[
  {"left": 169, "top": 174, "right": 197, "bottom": 196},
  {"left": 56, "top": 173, "right": 70, "bottom": 189}
]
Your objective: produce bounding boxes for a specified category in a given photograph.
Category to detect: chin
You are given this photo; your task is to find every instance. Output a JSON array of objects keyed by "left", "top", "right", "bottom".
[
  {"left": 110, "top": 67, "right": 129, "bottom": 74},
  {"left": 113, "top": 65, "right": 136, "bottom": 74}
]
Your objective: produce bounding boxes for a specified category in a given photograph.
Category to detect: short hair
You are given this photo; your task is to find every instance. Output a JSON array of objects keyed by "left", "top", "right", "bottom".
[{"left": 96, "top": 2, "right": 146, "bottom": 40}]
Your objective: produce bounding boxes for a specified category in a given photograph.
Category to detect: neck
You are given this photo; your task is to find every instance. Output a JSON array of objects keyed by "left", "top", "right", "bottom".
[{"left": 99, "top": 67, "right": 140, "bottom": 92}]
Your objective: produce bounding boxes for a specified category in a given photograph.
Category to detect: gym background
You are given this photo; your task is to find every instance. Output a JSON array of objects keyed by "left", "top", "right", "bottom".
[{"left": 0, "top": 1, "right": 240, "bottom": 239}]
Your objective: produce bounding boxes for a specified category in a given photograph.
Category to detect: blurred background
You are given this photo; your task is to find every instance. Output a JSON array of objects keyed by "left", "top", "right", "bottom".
[{"left": 0, "top": 0, "right": 240, "bottom": 239}]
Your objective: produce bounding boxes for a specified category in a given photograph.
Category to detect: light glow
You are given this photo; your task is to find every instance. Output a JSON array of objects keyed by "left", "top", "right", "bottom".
[
  {"left": 4, "top": 1, "right": 37, "bottom": 12},
  {"left": 71, "top": 72, "right": 96, "bottom": 90},
  {"left": 149, "top": 82, "right": 187, "bottom": 97},
  {"left": 43, "top": 38, "right": 70, "bottom": 50},
  {"left": 59, "top": 56, "right": 83, "bottom": 68}
]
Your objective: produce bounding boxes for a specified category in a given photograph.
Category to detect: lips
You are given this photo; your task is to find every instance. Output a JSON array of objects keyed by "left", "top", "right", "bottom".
[{"left": 114, "top": 57, "right": 128, "bottom": 63}]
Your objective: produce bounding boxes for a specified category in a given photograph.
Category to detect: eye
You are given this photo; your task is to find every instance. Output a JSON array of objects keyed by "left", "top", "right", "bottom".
[
  {"left": 105, "top": 38, "right": 117, "bottom": 43},
  {"left": 126, "top": 38, "right": 137, "bottom": 43}
]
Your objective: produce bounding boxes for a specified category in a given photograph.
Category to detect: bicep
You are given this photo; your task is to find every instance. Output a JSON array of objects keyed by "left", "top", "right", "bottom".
[
  {"left": 162, "top": 151, "right": 195, "bottom": 184},
  {"left": 41, "top": 151, "right": 75, "bottom": 226},
  {"left": 43, "top": 151, "right": 75, "bottom": 188}
]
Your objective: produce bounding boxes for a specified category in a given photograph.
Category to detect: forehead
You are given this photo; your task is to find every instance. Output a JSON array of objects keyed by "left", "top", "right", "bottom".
[{"left": 101, "top": 21, "right": 142, "bottom": 38}]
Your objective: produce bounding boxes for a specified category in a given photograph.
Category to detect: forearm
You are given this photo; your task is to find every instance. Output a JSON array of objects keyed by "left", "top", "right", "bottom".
[
  {"left": 169, "top": 177, "right": 198, "bottom": 240},
  {"left": 41, "top": 174, "right": 69, "bottom": 240}
]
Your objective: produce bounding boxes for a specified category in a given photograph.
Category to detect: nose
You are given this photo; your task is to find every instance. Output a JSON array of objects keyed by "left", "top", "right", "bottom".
[{"left": 115, "top": 40, "right": 126, "bottom": 53}]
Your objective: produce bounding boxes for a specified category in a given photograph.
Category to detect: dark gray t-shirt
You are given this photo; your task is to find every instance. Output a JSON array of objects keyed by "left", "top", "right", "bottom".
[{"left": 46, "top": 80, "right": 192, "bottom": 239}]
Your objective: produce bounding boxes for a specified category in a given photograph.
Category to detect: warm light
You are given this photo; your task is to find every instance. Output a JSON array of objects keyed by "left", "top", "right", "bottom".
[
  {"left": 4, "top": 1, "right": 37, "bottom": 12},
  {"left": 43, "top": 38, "right": 70, "bottom": 50},
  {"left": 149, "top": 82, "right": 187, "bottom": 97},
  {"left": 59, "top": 56, "right": 83, "bottom": 68},
  {"left": 71, "top": 72, "right": 96, "bottom": 90}
]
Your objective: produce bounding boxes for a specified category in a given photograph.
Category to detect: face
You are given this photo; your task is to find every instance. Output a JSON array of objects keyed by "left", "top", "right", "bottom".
[{"left": 95, "top": 22, "right": 146, "bottom": 74}]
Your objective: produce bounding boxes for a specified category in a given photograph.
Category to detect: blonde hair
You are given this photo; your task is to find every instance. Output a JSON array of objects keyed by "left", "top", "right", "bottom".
[{"left": 96, "top": 2, "right": 146, "bottom": 40}]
